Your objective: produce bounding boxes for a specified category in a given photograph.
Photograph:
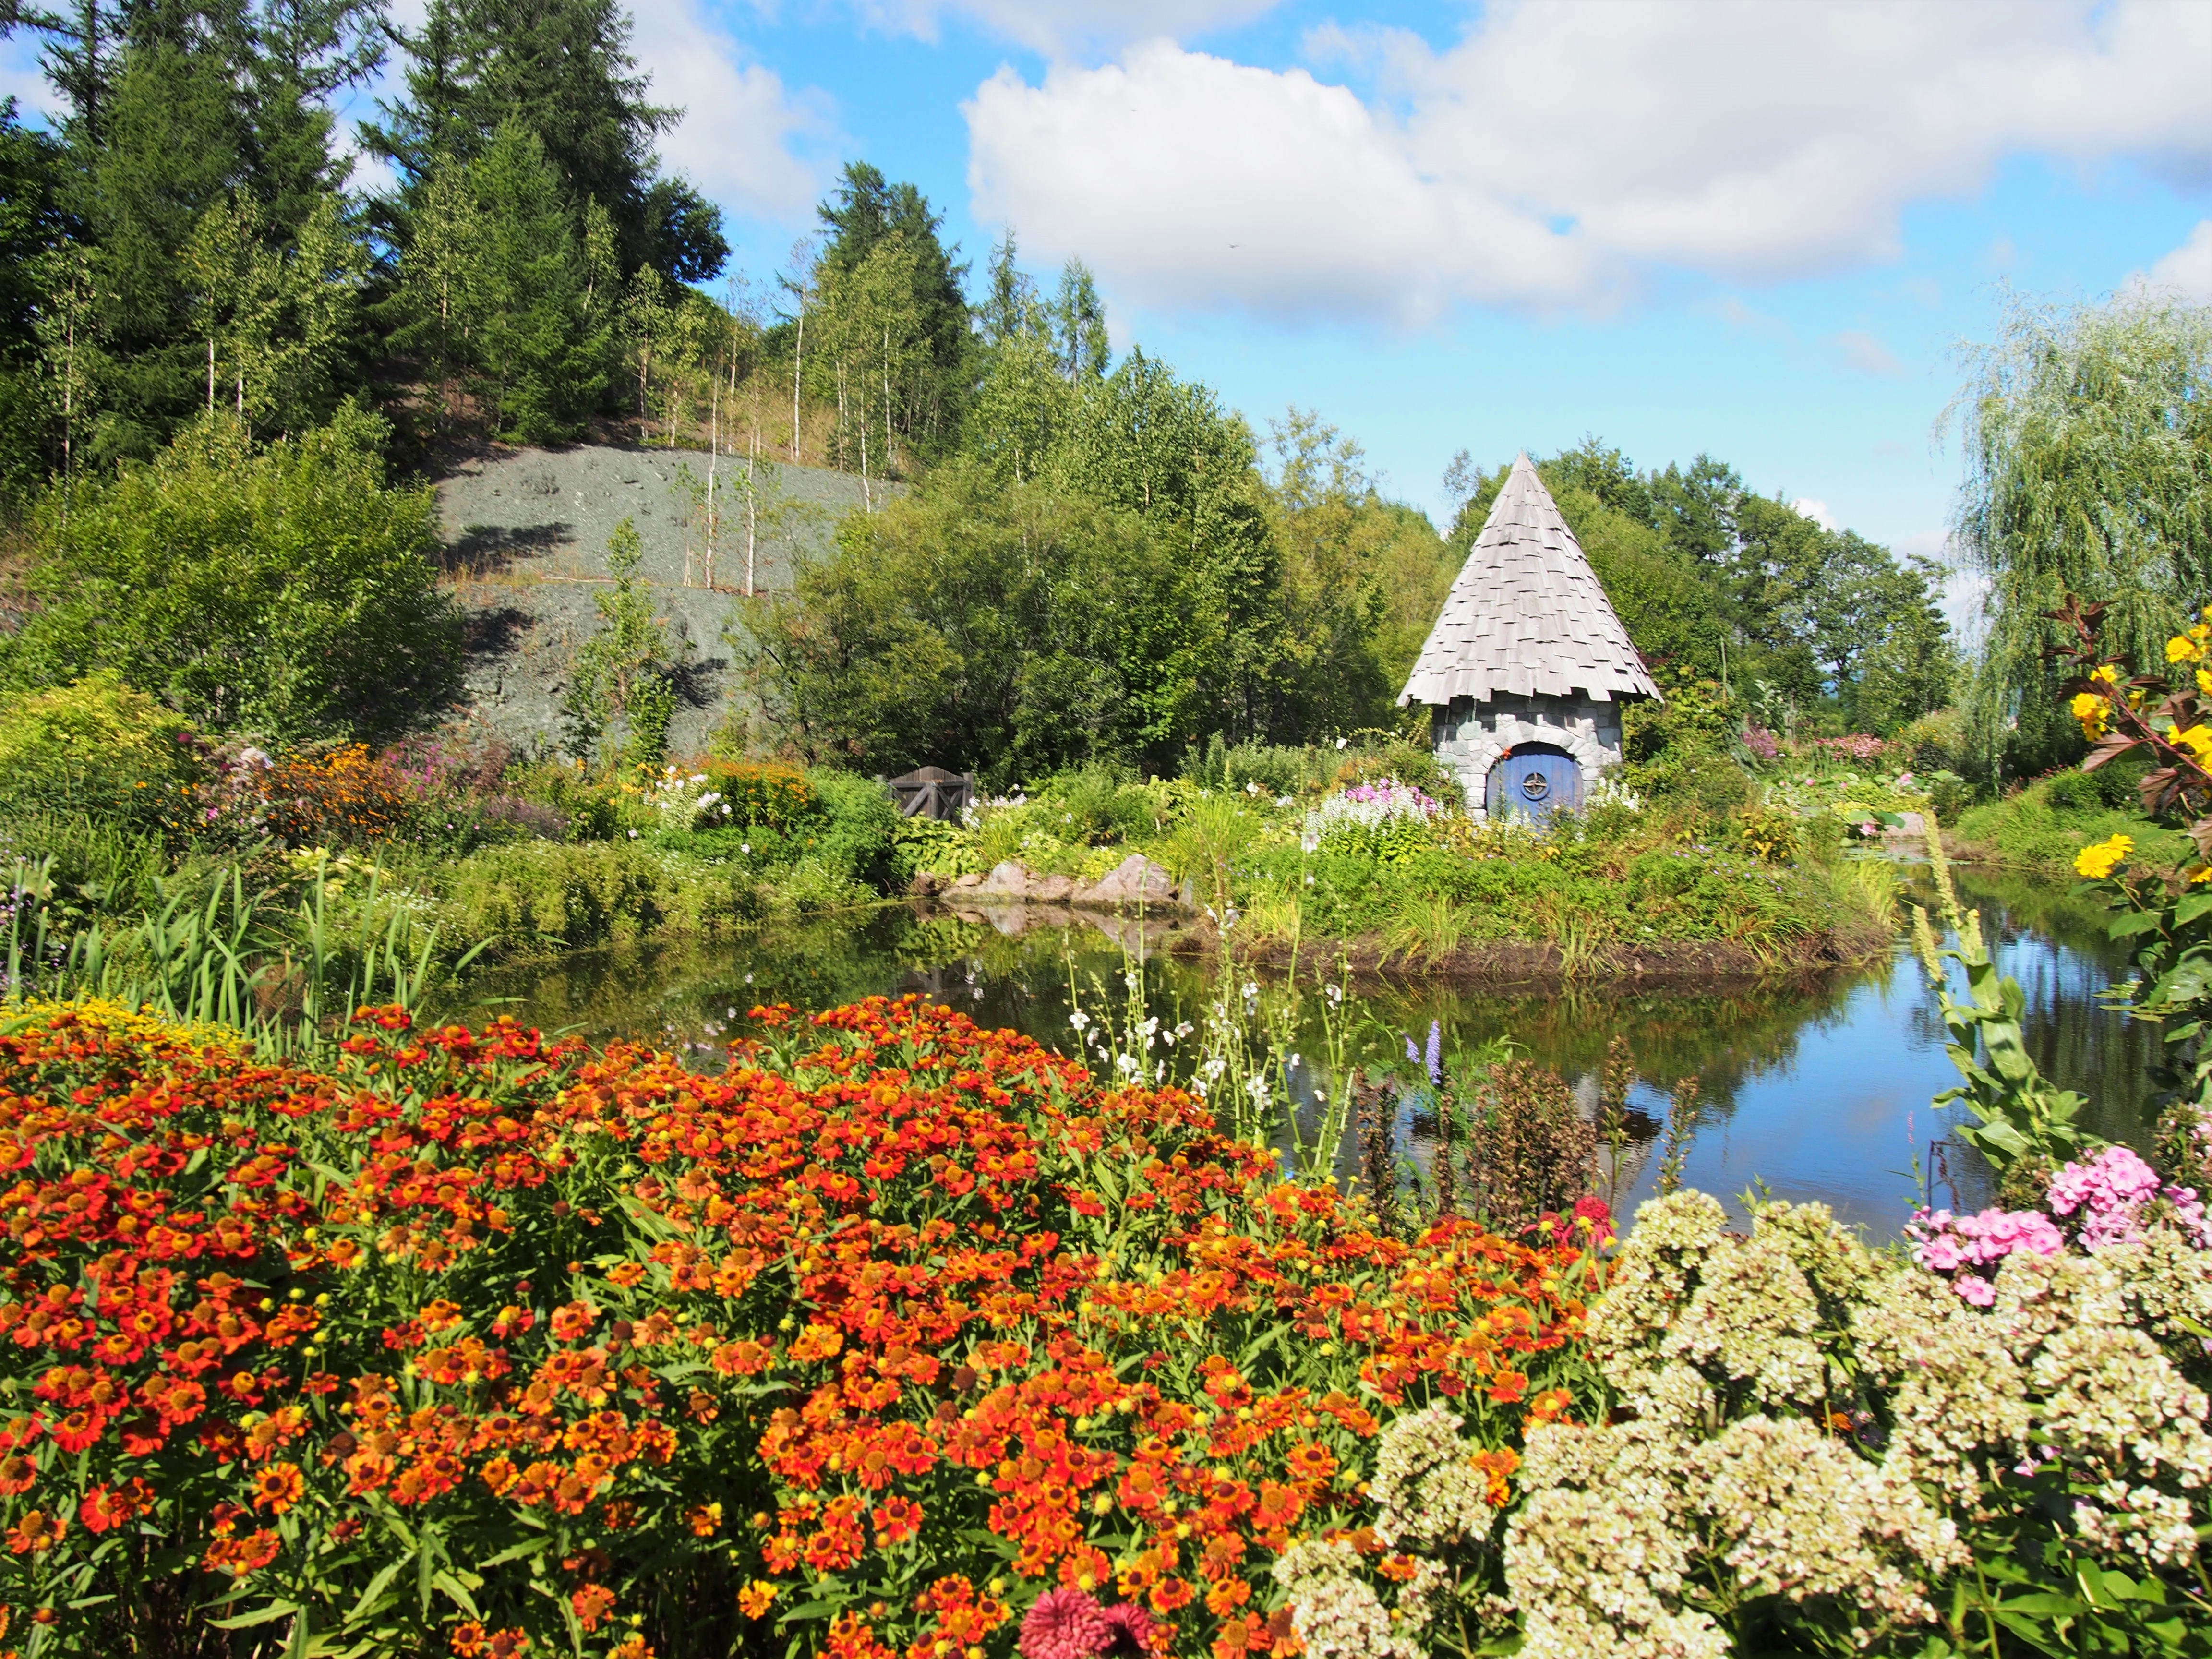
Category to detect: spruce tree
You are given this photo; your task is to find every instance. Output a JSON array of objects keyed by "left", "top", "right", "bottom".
[
  {"left": 467, "top": 118, "right": 609, "bottom": 442},
  {"left": 363, "top": 0, "right": 725, "bottom": 284}
]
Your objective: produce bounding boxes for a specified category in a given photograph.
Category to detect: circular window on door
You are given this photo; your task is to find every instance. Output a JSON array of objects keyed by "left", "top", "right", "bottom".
[{"left": 1519, "top": 771, "right": 1551, "bottom": 802}]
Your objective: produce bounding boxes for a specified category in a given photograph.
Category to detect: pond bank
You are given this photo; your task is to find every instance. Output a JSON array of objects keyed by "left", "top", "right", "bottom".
[{"left": 916, "top": 886, "right": 1893, "bottom": 989}]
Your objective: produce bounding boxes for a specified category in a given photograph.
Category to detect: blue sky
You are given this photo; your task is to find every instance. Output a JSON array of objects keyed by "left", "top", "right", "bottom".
[{"left": 8, "top": 0, "right": 2210, "bottom": 580}]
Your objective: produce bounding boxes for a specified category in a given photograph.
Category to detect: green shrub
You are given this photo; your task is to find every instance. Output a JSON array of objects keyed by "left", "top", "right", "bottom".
[
  {"left": 702, "top": 758, "right": 816, "bottom": 830},
  {"left": 802, "top": 769, "right": 902, "bottom": 888},
  {"left": 1895, "top": 706, "right": 1968, "bottom": 776},
  {"left": 436, "top": 841, "right": 677, "bottom": 950},
  {"left": 0, "top": 673, "right": 202, "bottom": 829},
  {"left": 0, "top": 409, "right": 461, "bottom": 742}
]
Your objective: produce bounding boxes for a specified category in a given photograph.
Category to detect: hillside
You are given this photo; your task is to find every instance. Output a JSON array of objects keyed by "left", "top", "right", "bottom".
[{"left": 435, "top": 444, "right": 876, "bottom": 755}]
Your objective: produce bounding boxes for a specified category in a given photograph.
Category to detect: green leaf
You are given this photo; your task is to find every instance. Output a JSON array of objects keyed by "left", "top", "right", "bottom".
[
  {"left": 432, "top": 1571, "right": 481, "bottom": 1617},
  {"left": 209, "top": 1600, "right": 302, "bottom": 1631},
  {"left": 345, "top": 1560, "right": 406, "bottom": 1629},
  {"left": 2110, "top": 912, "right": 2170, "bottom": 939}
]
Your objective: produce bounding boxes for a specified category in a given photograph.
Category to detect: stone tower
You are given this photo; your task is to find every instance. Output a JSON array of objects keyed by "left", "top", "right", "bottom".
[{"left": 1399, "top": 453, "right": 1659, "bottom": 819}]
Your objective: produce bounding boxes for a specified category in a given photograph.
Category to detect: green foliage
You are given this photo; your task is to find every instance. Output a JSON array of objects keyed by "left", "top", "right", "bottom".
[
  {"left": 1949, "top": 776, "right": 2189, "bottom": 879},
  {"left": 1911, "top": 825, "right": 2096, "bottom": 1197},
  {"left": 0, "top": 409, "right": 461, "bottom": 741},
  {"left": 563, "top": 516, "right": 682, "bottom": 766},
  {"left": 738, "top": 460, "right": 1206, "bottom": 781},
  {"left": 0, "top": 673, "right": 200, "bottom": 828},
  {"left": 1953, "top": 291, "right": 2212, "bottom": 780}
]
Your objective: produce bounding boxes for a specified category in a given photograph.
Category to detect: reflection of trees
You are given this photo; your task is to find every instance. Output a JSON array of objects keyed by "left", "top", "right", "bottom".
[
  {"left": 1948, "top": 869, "right": 2163, "bottom": 1152},
  {"left": 1327, "top": 969, "right": 1884, "bottom": 1130},
  {"left": 461, "top": 875, "right": 2163, "bottom": 1209}
]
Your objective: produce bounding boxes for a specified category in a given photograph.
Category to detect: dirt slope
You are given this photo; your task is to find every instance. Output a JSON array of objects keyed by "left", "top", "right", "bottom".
[{"left": 435, "top": 443, "right": 875, "bottom": 756}]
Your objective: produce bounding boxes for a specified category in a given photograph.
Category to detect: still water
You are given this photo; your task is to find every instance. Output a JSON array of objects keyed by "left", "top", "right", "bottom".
[{"left": 460, "top": 865, "right": 2161, "bottom": 1238}]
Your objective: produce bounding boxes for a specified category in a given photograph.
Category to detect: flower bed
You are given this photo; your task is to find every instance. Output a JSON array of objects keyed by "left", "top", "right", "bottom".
[{"left": 0, "top": 998, "right": 1604, "bottom": 1658}]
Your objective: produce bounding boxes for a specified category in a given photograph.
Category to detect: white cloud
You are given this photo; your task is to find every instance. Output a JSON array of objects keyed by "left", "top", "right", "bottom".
[
  {"left": 635, "top": 0, "right": 829, "bottom": 221},
  {"left": 0, "top": 36, "right": 64, "bottom": 121},
  {"left": 847, "top": 1, "right": 1279, "bottom": 52},
  {"left": 1831, "top": 329, "right": 1903, "bottom": 375},
  {"left": 967, "top": 0, "right": 2212, "bottom": 324},
  {"left": 2136, "top": 219, "right": 2212, "bottom": 302},
  {"left": 1793, "top": 498, "right": 1839, "bottom": 532}
]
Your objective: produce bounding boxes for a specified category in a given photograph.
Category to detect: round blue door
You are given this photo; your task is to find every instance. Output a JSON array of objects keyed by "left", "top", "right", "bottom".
[{"left": 1485, "top": 746, "right": 1582, "bottom": 823}]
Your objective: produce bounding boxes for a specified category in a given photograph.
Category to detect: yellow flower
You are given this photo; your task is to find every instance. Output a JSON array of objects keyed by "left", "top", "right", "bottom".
[
  {"left": 2170, "top": 634, "right": 2202, "bottom": 663},
  {"left": 2174, "top": 724, "right": 2212, "bottom": 766},
  {"left": 2198, "top": 667, "right": 2212, "bottom": 697},
  {"left": 2091, "top": 663, "right": 2120, "bottom": 685},
  {"left": 2070, "top": 690, "right": 2110, "bottom": 739},
  {"left": 2192, "top": 866, "right": 2212, "bottom": 885},
  {"left": 2074, "top": 833, "right": 2135, "bottom": 880}
]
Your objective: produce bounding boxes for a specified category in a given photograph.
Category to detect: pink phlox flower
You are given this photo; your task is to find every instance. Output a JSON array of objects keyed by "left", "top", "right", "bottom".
[
  {"left": 1909, "top": 1206, "right": 2063, "bottom": 1287},
  {"left": 1020, "top": 1589, "right": 1114, "bottom": 1659},
  {"left": 1954, "top": 1274, "right": 1996, "bottom": 1306},
  {"left": 2046, "top": 1146, "right": 2184, "bottom": 1251}
]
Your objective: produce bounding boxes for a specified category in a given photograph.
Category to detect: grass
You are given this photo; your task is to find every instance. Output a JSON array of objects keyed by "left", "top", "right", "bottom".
[{"left": 1950, "top": 772, "right": 2193, "bottom": 878}]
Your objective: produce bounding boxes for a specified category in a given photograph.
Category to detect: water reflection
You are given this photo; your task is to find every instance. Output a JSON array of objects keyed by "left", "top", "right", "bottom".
[{"left": 461, "top": 866, "right": 2160, "bottom": 1238}]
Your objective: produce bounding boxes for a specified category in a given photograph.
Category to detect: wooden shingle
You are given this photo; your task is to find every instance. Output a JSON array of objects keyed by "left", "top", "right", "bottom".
[{"left": 1398, "top": 453, "right": 1661, "bottom": 708}]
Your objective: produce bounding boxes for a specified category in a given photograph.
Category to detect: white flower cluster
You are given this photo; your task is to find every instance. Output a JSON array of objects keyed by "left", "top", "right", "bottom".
[
  {"left": 1271, "top": 1539, "right": 1420, "bottom": 1659},
  {"left": 1504, "top": 1190, "right": 2212, "bottom": 1656},
  {"left": 1299, "top": 779, "right": 1442, "bottom": 853},
  {"left": 1370, "top": 1405, "right": 1495, "bottom": 1553}
]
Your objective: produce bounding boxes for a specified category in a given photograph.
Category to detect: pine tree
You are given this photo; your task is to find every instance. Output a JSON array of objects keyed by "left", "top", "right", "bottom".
[
  {"left": 0, "top": 98, "right": 69, "bottom": 495},
  {"left": 78, "top": 36, "right": 248, "bottom": 458}
]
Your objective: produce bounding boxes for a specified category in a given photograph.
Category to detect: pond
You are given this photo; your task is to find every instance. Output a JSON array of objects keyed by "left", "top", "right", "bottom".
[{"left": 459, "top": 862, "right": 2162, "bottom": 1238}]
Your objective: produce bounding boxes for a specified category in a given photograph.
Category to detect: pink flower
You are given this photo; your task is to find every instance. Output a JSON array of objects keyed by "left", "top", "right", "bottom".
[
  {"left": 1919, "top": 1234, "right": 1965, "bottom": 1273},
  {"left": 1954, "top": 1274, "right": 1996, "bottom": 1307},
  {"left": 1020, "top": 1589, "right": 1113, "bottom": 1659},
  {"left": 1100, "top": 1603, "right": 1155, "bottom": 1655},
  {"left": 2048, "top": 1147, "right": 2165, "bottom": 1250}
]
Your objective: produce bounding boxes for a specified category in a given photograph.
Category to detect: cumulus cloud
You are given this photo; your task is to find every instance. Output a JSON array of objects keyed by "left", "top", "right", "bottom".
[
  {"left": 2137, "top": 219, "right": 2212, "bottom": 302},
  {"left": 967, "top": 0, "right": 2212, "bottom": 323},
  {"left": 634, "top": 0, "right": 829, "bottom": 221},
  {"left": 846, "top": 1, "right": 1280, "bottom": 52},
  {"left": 1793, "top": 499, "right": 1839, "bottom": 532}
]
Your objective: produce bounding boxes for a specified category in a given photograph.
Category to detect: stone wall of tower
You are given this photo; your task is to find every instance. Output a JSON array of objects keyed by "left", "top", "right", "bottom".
[{"left": 1430, "top": 692, "right": 1625, "bottom": 818}]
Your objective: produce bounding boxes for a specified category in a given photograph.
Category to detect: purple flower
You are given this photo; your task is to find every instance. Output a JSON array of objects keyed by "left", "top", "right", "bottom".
[{"left": 1425, "top": 1020, "right": 1443, "bottom": 1087}]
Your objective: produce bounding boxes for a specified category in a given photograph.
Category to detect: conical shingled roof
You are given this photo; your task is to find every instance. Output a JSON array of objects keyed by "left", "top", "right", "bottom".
[{"left": 1398, "top": 453, "right": 1660, "bottom": 707}]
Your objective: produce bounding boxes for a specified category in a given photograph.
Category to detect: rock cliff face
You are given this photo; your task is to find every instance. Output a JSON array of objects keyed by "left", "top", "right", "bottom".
[{"left": 434, "top": 444, "right": 876, "bottom": 755}]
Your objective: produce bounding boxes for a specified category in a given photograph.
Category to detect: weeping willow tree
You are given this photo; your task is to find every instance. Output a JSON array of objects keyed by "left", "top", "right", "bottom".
[{"left": 1952, "top": 290, "right": 2212, "bottom": 781}]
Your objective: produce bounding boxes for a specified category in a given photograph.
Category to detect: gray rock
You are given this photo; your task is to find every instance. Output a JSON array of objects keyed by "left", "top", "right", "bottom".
[
  {"left": 1075, "top": 854, "right": 1181, "bottom": 908},
  {"left": 975, "top": 860, "right": 1033, "bottom": 897}
]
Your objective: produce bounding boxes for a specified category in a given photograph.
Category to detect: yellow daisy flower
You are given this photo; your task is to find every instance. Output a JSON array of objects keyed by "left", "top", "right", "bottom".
[{"left": 2074, "top": 834, "right": 2134, "bottom": 880}]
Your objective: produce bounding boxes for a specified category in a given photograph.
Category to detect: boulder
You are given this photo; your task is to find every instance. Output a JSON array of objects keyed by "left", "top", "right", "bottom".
[
  {"left": 1075, "top": 854, "right": 1181, "bottom": 909},
  {"left": 975, "top": 860, "right": 1033, "bottom": 897},
  {"left": 950, "top": 872, "right": 983, "bottom": 890}
]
